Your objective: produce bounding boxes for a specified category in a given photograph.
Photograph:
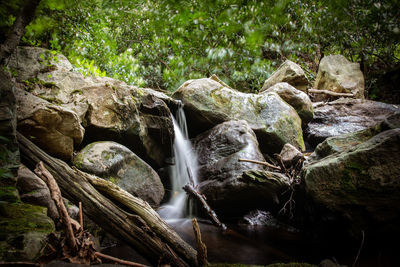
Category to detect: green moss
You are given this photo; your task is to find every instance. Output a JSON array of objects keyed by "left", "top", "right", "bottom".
[
  {"left": 0, "top": 186, "right": 19, "bottom": 202},
  {"left": 108, "top": 176, "right": 119, "bottom": 184},
  {"left": 71, "top": 89, "right": 83, "bottom": 95},
  {"left": 0, "top": 202, "right": 55, "bottom": 234},
  {"left": 73, "top": 153, "right": 85, "bottom": 169}
]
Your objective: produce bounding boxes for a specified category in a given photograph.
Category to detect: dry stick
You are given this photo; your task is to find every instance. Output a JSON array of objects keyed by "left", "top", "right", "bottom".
[
  {"left": 352, "top": 230, "right": 365, "bottom": 267},
  {"left": 238, "top": 158, "right": 281, "bottom": 171},
  {"left": 34, "top": 161, "right": 77, "bottom": 251},
  {"left": 192, "top": 218, "right": 208, "bottom": 267},
  {"left": 95, "top": 252, "right": 150, "bottom": 267},
  {"left": 308, "top": 88, "right": 355, "bottom": 97},
  {"left": 79, "top": 202, "right": 83, "bottom": 230},
  {"left": 183, "top": 183, "right": 226, "bottom": 230}
]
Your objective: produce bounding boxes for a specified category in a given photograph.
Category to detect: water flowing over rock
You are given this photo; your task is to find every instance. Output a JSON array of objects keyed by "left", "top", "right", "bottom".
[
  {"left": 9, "top": 46, "right": 176, "bottom": 167},
  {"left": 73, "top": 141, "right": 164, "bottom": 207},
  {"left": 305, "top": 98, "right": 400, "bottom": 147},
  {"left": 260, "top": 60, "right": 309, "bottom": 92},
  {"left": 303, "top": 128, "right": 400, "bottom": 236},
  {"left": 193, "top": 120, "right": 290, "bottom": 216},
  {"left": 261, "top": 82, "right": 313, "bottom": 124},
  {"left": 15, "top": 88, "right": 84, "bottom": 161},
  {"left": 173, "top": 76, "right": 305, "bottom": 154},
  {"left": 314, "top": 54, "right": 365, "bottom": 100}
]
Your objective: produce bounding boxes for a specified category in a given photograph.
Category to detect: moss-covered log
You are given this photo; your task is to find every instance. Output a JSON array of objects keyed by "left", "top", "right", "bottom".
[{"left": 17, "top": 132, "right": 198, "bottom": 267}]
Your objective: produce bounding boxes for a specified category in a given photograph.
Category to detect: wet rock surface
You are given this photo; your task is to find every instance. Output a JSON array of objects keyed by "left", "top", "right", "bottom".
[{"left": 305, "top": 98, "right": 400, "bottom": 147}]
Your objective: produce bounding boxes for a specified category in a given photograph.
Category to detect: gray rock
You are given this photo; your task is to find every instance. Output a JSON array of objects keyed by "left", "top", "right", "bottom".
[
  {"left": 73, "top": 141, "right": 164, "bottom": 207},
  {"left": 193, "top": 120, "right": 290, "bottom": 215},
  {"left": 8, "top": 46, "right": 73, "bottom": 81},
  {"left": 304, "top": 128, "right": 400, "bottom": 234},
  {"left": 260, "top": 60, "right": 309, "bottom": 92},
  {"left": 279, "top": 143, "right": 304, "bottom": 168},
  {"left": 17, "top": 165, "right": 59, "bottom": 220},
  {"left": 261, "top": 82, "right": 313, "bottom": 124},
  {"left": 306, "top": 98, "right": 400, "bottom": 147},
  {"left": 15, "top": 87, "right": 84, "bottom": 161},
  {"left": 314, "top": 54, "right": 365, "bottom": 100},
  {"left": 173, "top": 76, "right": 305, "bottom": 154}
]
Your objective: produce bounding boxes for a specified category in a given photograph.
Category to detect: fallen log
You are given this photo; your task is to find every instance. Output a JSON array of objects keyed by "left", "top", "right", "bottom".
[
  {"left": 308, "top": 88, "right": 355, "bottom": 98},
  {"left": 17, "top": 132, "right": 198, "bottom": 267},
  {"left": 183, "top": 183, "right": 226, "bottom": 230},
  {"left": 238, "top": 158, "right": 280, "bottom": 171}
]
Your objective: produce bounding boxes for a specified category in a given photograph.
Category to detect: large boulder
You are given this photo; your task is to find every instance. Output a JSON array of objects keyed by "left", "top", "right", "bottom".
[
  {"left": 309, "top": 112, "right": 400, "bottom": 162},
  {"left": 10, "top": 46, "right": 176, "bottom": 167},
  {"left": 73, "top": 141, "right": 164, "bottom": 207},
  {"left": 260, "top": 60, "right": 309, "bottom": 92},
  {"left": 15, "top": 87, "right": 84, "bottom": 161},
  {"left": 305, "top": 98, "right": 400, "bottom": 147},
  {"left": 173, "top": 77, "right": 305, "bottom": 154},
  {"left": 7, "top": 46, "right": 73, "bottom": 81},
  {"left": 261, "top": 82, "right": 313, "bottom": 124},
  {"left": 193, "top": 120, "right": 290, "bottom": 216},
  {"left": 314, "top": 55, "right": 365, "bottom": 100},
  {"left": 303, "top": 128, "right": 400, "bottom": 236}
]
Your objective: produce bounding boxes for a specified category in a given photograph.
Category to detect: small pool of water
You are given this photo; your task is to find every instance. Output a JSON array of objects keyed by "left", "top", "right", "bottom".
[{"left": 102, "top": 218, "right": 398, "bottom": 266}]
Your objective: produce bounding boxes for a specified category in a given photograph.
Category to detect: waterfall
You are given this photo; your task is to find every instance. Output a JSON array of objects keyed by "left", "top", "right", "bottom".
[{"left": 159, "top": 104, "right": 198, "bottom": 220}]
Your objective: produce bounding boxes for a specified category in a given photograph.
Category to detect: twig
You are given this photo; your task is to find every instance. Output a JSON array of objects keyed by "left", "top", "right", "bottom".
[
  {"left": 95, "top": 252, "right": 150, "bottom": 267},
  {"left": 352, "top": 230, "right": 365, "bottom": 267},
  {"left": 192, "top": 218, "right": 208, "bottom": 266},
  {"left": 238, "top": 158, "right": 281, "bottom": 170},
  {"left": 34, "top": 161, "right": 77, "bottom": 251},
  {"left": 79, "top": 202, "right": 83, "bottom": 231},
  {"left": 183, "top": 183, "right": 226, "bottom": 230},
  {"left": 309, "top": 88, "right": 355, "bottom": 97}
]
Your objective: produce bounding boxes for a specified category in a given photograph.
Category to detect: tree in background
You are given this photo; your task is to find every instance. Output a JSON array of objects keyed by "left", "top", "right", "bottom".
[{"left": 1, "top": 0, "right": 399, "bottom": 101}]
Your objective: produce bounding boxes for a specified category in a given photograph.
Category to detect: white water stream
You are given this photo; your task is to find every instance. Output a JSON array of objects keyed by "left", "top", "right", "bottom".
[{"left": 158, "top": 105, "right": 199, "bottom": 220}]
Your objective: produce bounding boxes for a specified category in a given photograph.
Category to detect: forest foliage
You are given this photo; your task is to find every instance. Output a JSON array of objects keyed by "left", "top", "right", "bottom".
[{"left": 1, "top": 0, "right": 399, "bottom": 98}]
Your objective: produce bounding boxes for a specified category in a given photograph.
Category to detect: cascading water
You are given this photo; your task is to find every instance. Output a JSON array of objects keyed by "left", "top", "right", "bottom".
[{"left": 158, "top": 103, "right": 198, "bottom": 220}]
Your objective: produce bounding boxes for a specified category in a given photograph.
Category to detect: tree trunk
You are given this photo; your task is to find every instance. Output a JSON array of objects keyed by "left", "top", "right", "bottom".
[
  {"left": 0, "top": 0, "right": 41, "bottom": 64},
  {"left": 17, "top": 132, "right": 198, "bottom": 267}
]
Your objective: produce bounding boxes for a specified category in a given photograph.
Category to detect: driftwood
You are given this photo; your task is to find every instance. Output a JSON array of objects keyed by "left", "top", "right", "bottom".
[
  {"left": 183, "top": 183, "right": 226, "bottom": 230},
  {"left": 17, "top": 132, "right": 198, "bottom": 267},
  {"left": 192, "top": 218, "right": 208, "bottom": 266},
  {"left": 238, "top": 158, "right": 281, "bottom": 171},
  {"left": 95, "top": 252, "right": 149, "bottom": 267},
  {"left": 308, "top": 88, "right": 355, "bottom": 98}
]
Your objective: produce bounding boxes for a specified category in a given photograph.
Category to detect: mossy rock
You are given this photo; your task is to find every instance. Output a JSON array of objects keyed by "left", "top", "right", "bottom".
[{"left": 0, "top": 202, "right": 55, "bottom": 261}]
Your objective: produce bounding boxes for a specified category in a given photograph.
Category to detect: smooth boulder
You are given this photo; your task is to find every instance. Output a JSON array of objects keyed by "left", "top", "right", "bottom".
[
  {"left": 73, "top": 141, "right": 164, "bottom": 207},
  {"left": 260, "top": 60, "right": 309, "bottom": 92},
  {"left": 173, "top": 77, "right": 305, "bottom": 153},
  {"left": 314, "top": 55, "right": 364, "bottom": 100},
  {"left": 193, "top": 120, "right": 290, "bottom": 215},
  {"left": 261, "top": 82, "right": 313, "bottom": 124},
  {"left": 304, "top": 128, "right": 400, "bottom": 235},
  {"left": 306, "top": 98, "right": 400, "bottom": 147}
]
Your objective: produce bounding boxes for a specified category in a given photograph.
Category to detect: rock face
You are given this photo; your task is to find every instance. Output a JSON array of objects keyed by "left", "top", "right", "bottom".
[
  {"left": 306, "top": 98, "right": 400, "bottom": 147},
  {"left": 303, "top": 128, "right": 400, "bottom": 235},
  {"left": 73, "top": 141, "right": 164, "bottom": 207},
  {"left": 314, "top": 55, "right": 365, "bottom": 100},
  {"left": 173, "top": 77, "right": 305, "bottom": 153},
  {"left": 193, "top": 120, "right": 290, "bottom": 215},
  {"left": 15, "top": 88, "right": 84, "bottom": 161},
  {"left": 261, "top": 82, "right": 313, "bottom": 124},
  {"left": 279, "top": 143, "right": 304, "bottom": 168},
  {"left": 309, "top": 113, "right": 400, "bottom": 162},
  {"left": 260, "top": 60, "right": 309, "bottom": 92},
  {"left": 9, "top": 46, "right": 176, "bottom": 167}
]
